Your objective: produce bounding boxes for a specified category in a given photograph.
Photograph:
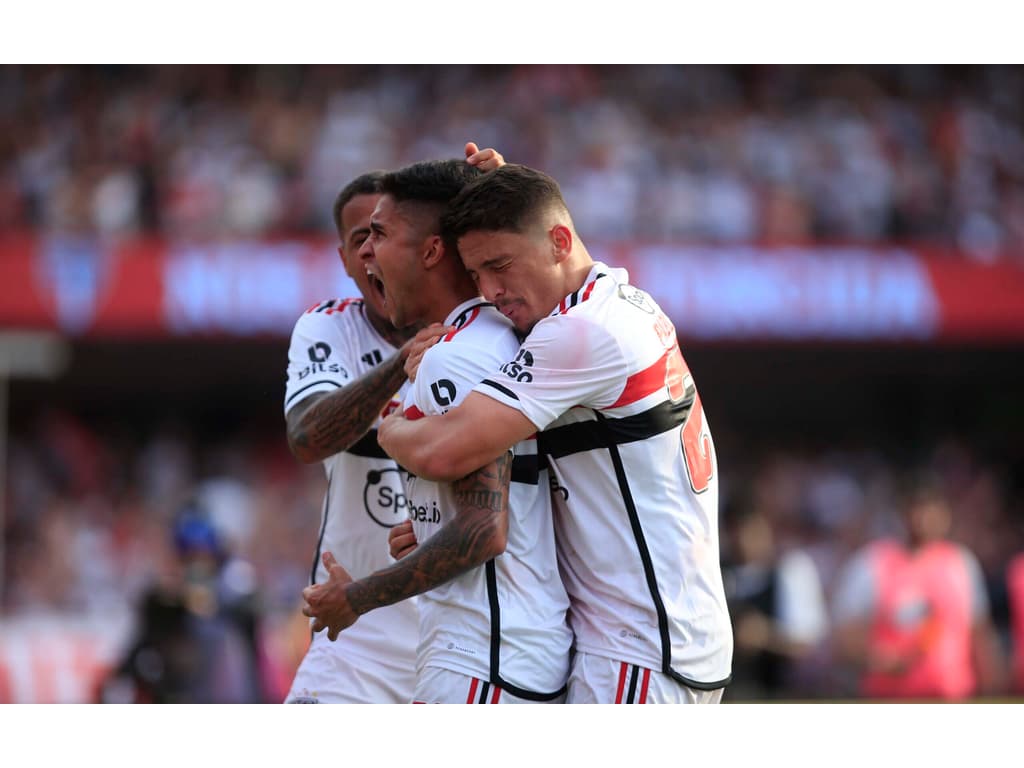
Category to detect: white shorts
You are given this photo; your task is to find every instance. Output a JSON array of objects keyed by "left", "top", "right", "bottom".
[
  {"left": 285, "top": 630, "right": 416, "bottom": 704},
  {"left": 413, "top": 666, "right": 567, "bottom": 704},
  {"left": 567, "top": 653, "right": 725, "bottom": 704}
]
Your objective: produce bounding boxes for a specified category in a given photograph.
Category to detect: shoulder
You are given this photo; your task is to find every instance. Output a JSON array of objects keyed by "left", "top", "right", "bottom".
[{"left": 291, "top": 298, "right": 365, "bottom": 335}]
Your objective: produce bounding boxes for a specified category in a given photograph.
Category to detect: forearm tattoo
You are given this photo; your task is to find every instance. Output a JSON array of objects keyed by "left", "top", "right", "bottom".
[
  {"left": 346, "top": 451, "right": 513, "bottom": 615},
  {"left": 288, "top": 353, "right": 406, "bottom": 461}
]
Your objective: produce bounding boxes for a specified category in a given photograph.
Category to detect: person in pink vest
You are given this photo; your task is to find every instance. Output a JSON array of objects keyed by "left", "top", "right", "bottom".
[
  {"left": 832, "top": 481, "right": 1005, "bottom": 700},
  {"left": 1008, "top": 553, "right": 1024, "bottom": 695}
]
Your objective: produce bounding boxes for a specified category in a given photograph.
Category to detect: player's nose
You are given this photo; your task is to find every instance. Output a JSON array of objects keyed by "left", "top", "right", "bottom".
[
  {"left": 476, "top": 273, "right": 502, "bottom": 302},
  {"left": 357, "top": 235, "right": 374, "bottom": 262}
]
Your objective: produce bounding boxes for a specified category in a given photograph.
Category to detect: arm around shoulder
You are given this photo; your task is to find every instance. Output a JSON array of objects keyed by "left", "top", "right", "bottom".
[{"left": 378, "top": 391, "right": 537, "bottom": 482}]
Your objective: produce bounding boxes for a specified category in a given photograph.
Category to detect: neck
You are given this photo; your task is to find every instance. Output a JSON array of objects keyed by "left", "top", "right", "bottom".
[
  {"left": 560, "top": 244, "right": 597, "bottom": 298},
  {"left": 418, "top": 268, "right": 482, "bottom": 326},
  {"left": 367, "top": 307, "right": 417, "bottom": 348}
]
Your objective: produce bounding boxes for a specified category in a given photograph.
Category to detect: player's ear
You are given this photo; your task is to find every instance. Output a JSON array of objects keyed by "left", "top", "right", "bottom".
[
  {"left": 422, "top": 234, "right": 445, "bottom": 269},
  {"left": 550, "top": 224, "right": 573, "bottom": 264}
]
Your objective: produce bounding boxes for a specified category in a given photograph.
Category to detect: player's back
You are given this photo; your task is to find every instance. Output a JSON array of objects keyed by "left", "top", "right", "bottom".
[{"left": 402, "top": 298, "right": 571, "bottom": 700}]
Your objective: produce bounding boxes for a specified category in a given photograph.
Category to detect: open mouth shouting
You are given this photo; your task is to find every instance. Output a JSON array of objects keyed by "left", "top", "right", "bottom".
[{"left": 366, "top": 266, "right": 387, "bottom": 307}]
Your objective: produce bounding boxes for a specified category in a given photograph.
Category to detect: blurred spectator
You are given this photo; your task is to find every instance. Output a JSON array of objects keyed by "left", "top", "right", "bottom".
[
  {"left": 831, "top": 479, "right": 1007, "bottom": 700},
  {"left": 3, "top": 65, "right": 1024, "bottom": 259},
  {"left": 721, "top": 499, "right": 829, "bottom": 700},
  {"left": 1009, "top": 554, "right": 1024, "bottom": 694},
  {"left": 99, "top": 504, "right": 263, "bottom": 703}
]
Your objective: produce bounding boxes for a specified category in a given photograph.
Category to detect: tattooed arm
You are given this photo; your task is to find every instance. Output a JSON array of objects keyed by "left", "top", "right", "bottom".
[
  {"left": 286, "top": 353, "right": 407, "bottom": 464},
  {"left": 302, "top": 451, "right": 513, "bottom": 640},
  {"left": 286, "top": 324, "right": 450, "bottom": 464}
]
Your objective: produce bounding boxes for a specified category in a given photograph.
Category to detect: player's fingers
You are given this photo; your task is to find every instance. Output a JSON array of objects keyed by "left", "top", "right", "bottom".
[
  {"left": 394, "top": 544, "right": 417, "bottom": 560},
  {"left": 464, "top": 141, "right": 480, "bottom": 159},
  {"left": 322, "top": 551, "right": 338, "bottom": 569},
  {"left": 311, "top": 617, "right": 326, "bottom": 633},
  {"left": 302, "top": 601, "right": 314, "bottom": 618},
  {"left": 390, "top": 534, "right": 418, "bottom": 559},
  {"left": 416, "top": 323, "right": 453, "bottom": 341},
  {"left": 471, "top": 148, "right": 505, "bottom": 171},
  {"left": 328, "top": 626, "right": 339, "bottom": 642}
]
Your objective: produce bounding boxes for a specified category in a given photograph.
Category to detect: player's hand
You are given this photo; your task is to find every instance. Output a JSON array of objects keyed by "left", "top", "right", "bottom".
[
  {"left": 302, "top": 551, "right": 357, "bottom": 641},
  {"left": 400, "top": 323, "right": 451, "bottom": 382},
  {"left": 388, "top": 520, "right": 418, "bottom": 560},
  {"left": 465, "top": 142, "right": 505, "bottom": 172}
]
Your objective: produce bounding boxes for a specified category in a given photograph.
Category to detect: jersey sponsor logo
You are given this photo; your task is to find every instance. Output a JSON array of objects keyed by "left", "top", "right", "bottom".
[
  {"left": 295, "top": 361, "right": 348, "bottom": 381},
  {"left": 430, "top": 379, "right": 457, "bottom": 407},
  {"left": 617, "top": 284, "right": 656, "bottom": 314},
  {"left": 409, "top": 498, "right": 441, "bottom": 525},
  {"left": 363, "top": 468, "right": 409, "bottom": 527},
  {"left": 361, "top": 349, "right": 383, "bottom": 366},
  {"left": 308, "top": 342, "right": 331, "bottom": 362},
  {"left": 499, "top": 349, "right": 534, "bottom": 383}
]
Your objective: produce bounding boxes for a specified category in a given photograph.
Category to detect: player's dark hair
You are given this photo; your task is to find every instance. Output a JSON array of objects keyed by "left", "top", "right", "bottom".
[
  {"left": 332, "top": 171, "right": 386, "bottom": 236},
  {"left": 441, "top": 164, "right": 568, "bottom": 247},
  {"left": 379, "top": 159, "right": 484, "bottom": 234}
]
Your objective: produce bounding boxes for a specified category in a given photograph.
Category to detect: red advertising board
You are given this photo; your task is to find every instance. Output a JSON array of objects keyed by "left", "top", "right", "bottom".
[{"left": 2, "top": 235, "right": 1023, "bottom": 342}]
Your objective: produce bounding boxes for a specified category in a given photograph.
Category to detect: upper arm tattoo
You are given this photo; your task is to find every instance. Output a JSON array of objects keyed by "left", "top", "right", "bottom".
[
  {"left": 287, "top": 353, "right": 406, "bottom": 462},
  {"left": 345, "top": 451, "right": 514, "bottom": 615}
]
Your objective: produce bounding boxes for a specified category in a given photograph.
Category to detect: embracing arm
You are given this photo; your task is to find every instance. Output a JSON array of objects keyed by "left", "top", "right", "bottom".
[
  {"left": 303, "top": 451, "right": 513, "bottom": 639},
  {"left": 350, "top": 451, "right": 511, "bottom": 613},
  {"left": 286, "top": 353, "right": 407, "bottom": 464},
  {"left": 377, "top": 391, "right": 538, "bottom": 482},
  {"left": 286, "top": 324, "right": 449, "bottom": 463}
]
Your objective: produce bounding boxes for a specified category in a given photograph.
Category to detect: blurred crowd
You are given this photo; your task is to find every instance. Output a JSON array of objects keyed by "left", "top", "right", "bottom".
[
  {"left": 2, "top": 65, "right": 1024, "bottom": 260},
  {"left": 2, "top": 408, "right": 1022, "bottom": 701}
]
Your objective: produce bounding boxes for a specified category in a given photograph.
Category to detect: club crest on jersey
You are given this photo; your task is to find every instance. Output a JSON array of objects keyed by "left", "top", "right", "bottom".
[
  {"left": 363, "top": 468, "right": 409, "bottom": 527},
  {"left": 617, "top": 285, "right": 656, "bottom": 314}
]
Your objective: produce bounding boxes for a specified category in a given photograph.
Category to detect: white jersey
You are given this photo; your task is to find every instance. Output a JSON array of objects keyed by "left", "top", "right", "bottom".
[
  {"left": 284, "top": 298, "right": 417, "bottom": 699},
  {"left": 473, "top": 264, "right": 733, "bottom": 690},
  {"left": 402, "top": 298, "right": 572, "bottom": 700}
]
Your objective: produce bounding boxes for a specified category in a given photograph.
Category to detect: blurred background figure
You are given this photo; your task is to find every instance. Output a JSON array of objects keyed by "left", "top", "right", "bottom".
[
  {"left": 99, "top": 504, "right": 263, "bottom": 703},
  {"left": 722, "top": 495, "right": 829, "bottom": 700},
  {"left": 831, "top": 478, "right": 1006, "bottom": 700}
]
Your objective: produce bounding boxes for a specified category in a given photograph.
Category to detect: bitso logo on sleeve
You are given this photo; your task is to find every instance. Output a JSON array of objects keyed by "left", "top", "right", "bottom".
[
  {"left": 296, "top": 341, "right": 348, "bottom": 381},
  {"left": 430, "top": 379, "right": 457, "bottom": 407},
  {"left": 499, "top": 349, "right": 534, "bottom": 382},
  {"left": 307, "top": 342, "right": 331, "bottom": 362}
]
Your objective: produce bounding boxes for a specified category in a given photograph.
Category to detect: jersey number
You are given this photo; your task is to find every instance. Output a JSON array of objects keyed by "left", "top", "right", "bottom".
[{"left": 665, "top": 345, "right": 713, "bottom": 494}]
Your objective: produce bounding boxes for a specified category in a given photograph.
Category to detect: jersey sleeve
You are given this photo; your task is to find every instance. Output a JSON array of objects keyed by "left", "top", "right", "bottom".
[
  {"left": 472, "top": 314, "right": 625, "bottom": 430},
  {"left": 411, "top": 332, "right": 519, "bottom": 418},
  {"left": 283, "top": 310, "right": 357, "bottom": 416}
]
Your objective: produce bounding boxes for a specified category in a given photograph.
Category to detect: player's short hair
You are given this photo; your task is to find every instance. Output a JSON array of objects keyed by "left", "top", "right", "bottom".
[
  {"left": 441, "top": 164, "right": 569, "bottom": 246},
  {"left": 380, "top": 159, "right": 484, "bottom": 234},
  {"left": 332, "top": 171, "right": 386, "bottom": 237}
]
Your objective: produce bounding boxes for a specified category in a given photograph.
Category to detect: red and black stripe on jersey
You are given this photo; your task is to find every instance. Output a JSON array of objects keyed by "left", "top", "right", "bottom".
[
  {"left": 442, "top": 301, "right": 493, "bottom": 342},
  {"left": 305, "top": 298, "right": 361, "bottom": 315},
  {"left": 554, "top": 273, "right": 605, "bottom": 316}
]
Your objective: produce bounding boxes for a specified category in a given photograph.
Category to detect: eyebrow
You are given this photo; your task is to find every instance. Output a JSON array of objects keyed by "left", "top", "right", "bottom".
[
  {"left": 479, "top": 254, "right": 512, "bottom": 268},
  {"left": 369, "top": 220, "right": 385, "bottom": 235}
]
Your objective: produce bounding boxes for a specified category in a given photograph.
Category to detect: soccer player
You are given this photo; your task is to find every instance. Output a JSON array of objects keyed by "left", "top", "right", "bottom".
[
  {"left": 377, "top": 164, "right": 734, "bottom": 703},
  {"left": 301, "top": 159, "right": 572, "bottom": 704},
  {"left": 282, "top": 144, "right": 503, "bottom": 703}
]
